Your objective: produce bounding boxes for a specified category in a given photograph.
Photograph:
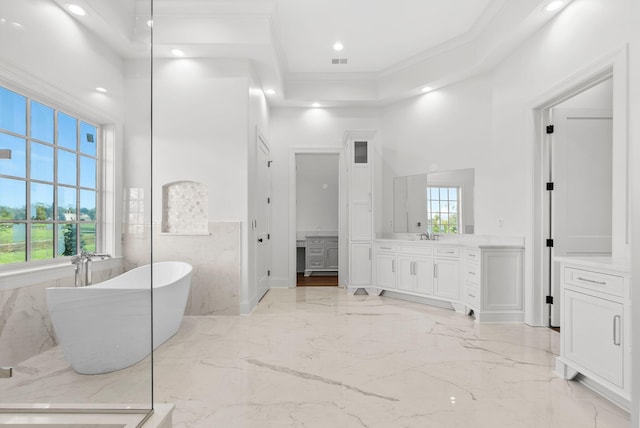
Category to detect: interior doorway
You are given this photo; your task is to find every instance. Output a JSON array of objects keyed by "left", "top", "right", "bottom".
[
  {"left": 295, "top": 153, "right": 340, "bottom": 287},
  {"left": 543, "top": 78, "right": 613, "bottom": 328}
]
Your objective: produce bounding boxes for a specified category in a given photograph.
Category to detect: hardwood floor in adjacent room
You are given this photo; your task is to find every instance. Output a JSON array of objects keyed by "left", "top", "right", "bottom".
[{"left": 296, "top": 272, "right": 338, "bottom": 287}]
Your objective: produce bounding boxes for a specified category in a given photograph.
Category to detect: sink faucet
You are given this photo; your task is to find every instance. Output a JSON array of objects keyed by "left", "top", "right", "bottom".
[{"left": 71, "top": 251, "right": 111, "bottom": 287}]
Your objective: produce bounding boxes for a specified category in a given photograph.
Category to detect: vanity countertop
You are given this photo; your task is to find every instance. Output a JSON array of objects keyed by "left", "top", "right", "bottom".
[
  {"left": 555, "top": 256, "right": 631, "bottom": 274},
  {"left": 375, "top": 235, "right": 524, "bottom": 249}
]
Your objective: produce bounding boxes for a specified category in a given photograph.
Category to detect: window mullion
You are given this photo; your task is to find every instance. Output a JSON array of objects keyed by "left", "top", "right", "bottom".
[{"left": 25, "top": 99, "right": 31, "bottom": 262}]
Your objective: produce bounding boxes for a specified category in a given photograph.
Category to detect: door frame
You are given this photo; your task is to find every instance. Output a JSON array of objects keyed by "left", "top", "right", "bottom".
[
  {"left": 288, "top": 146, "right": 345, "bottom": 287},
  {"left": 256, "top": 131, "right": 272, "bottom": 301},
  {"left": 528, "top": 47, "right": 629, "bottom": 327}
]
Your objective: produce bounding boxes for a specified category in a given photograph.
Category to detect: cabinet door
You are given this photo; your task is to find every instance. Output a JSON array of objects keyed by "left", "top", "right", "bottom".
[
  {"left": 482, "top": 250, "right": 523, "bottom": 311},
  {"left": 433, "top": 258, "right": 460, "bottom": 300},
  {"left": 563, "top": 289, "right": 623, "bottom": 387},
  {"left": 325, "top": 246, "right": 339, "bottom": 269},
  {"left": 397, "top": 256, "right": 414, "bottom": 291},
  {"left": 351, "top": 201, "right": 372, "bottom": 241},
  {"left": 413, "top": 257, "right": 434, "bottom": 295},
  {"left": 376, "top": 253, "right": 396, "bottom": 289},
  {"left": 350, "top": 244, "right": 371, "bottom": 285}
]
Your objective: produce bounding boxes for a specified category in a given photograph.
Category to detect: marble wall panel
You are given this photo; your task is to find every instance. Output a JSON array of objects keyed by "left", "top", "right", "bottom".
[
  {"left": 122, "top": 222, "right": 241, "bottom": 315},
  {"left": 0, "top": 261, "right": 123, "bottom": 366}
]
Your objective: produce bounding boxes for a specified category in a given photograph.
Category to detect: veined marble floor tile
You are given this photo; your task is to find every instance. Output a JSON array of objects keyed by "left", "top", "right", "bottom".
[{"left": 0, "top": 287, "right": 630, "bottom": 428}]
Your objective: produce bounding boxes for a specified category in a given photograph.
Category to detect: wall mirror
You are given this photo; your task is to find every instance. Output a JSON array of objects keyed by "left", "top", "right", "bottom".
[{"left": 393, "top": 168, "right": 474, "bottom": 234}]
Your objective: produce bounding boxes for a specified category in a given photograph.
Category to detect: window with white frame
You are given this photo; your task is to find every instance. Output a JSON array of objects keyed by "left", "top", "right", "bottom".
[
  {"left": 427, "top": 186, "right": 459, "bottom": 234},
  {"left": 0, "top": 85, "right": 99, "bottom": 264}
]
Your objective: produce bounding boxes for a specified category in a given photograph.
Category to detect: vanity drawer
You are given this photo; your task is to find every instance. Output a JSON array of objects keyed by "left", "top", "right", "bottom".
[
  {"left": 375, "top": 243, "right": 397, "bottom": 253},
  {"left": 306, "top": 258, "right": 325, "bottom": 268},
  {"left": 306, "top": 247, "right": 324, "bottom": 257},
  {"left": 325, "top": 238, "right": 339, "bottom": 246},
  {"left": 464, "top": 283, "right": 480, "bottom": 309},
  {"left": 564, "top": 267, "right": 624, "bottom": 297},
  {"left": 465, "top": 248, "right": 480, "bottom": 261},
  {"left": 398, "top": 245, "right": 433, "bottom": 256},
  {"left": 434, "top": 247, "right": 460, "bottom": 258},
  {"left": 306, "top": 238, "right": 324, "bottom": 246},
  {"left": 464, "top": 262, "right": 480, "bottom": 285}
]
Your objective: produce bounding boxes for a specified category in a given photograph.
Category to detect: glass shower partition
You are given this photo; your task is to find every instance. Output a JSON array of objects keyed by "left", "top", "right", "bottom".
[{"left": 0, "top": 0, "right": 155, "bottom": 425}]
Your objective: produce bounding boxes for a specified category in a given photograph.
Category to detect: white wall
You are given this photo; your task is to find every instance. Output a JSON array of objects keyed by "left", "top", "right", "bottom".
[
  {"left": 554, "top": 77, "right": 612, "bottom": 109},
  {"left": 380, "top": 74, "right": 492, "bottom": 235},
  {"left": 488, "top": 0, "right": 630, "bottom": 325},
  {"left": 269, "top": 108, "right": 381, "bottom": 286},
  {"left": 296, "top": 154, "right": 339, "bottom": 234},
  {"left": 123, "top": 58, "right": 253, "bottom": 312}
]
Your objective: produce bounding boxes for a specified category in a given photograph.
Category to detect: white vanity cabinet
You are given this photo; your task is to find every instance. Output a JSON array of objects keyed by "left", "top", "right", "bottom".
[
  {"left": 463, "top": 247, "right": 524, "bottom": 322},
  {"left": 555, "top": 258, "right": 631, "bottom": 410},
  {"left": 374, "top": 242, "right": 453, "bottom": 301},
  {"left": 304, "top": 236, "right": 338, "bottom": 275}
]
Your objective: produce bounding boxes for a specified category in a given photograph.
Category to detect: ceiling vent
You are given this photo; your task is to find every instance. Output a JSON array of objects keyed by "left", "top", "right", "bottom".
[{"left": 331, "top": 58, "right": 348, "bottom": 65}]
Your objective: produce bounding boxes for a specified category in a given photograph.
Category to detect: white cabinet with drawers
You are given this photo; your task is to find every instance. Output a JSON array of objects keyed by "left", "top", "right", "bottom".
[
  {"left": 462, "top": 247, "right": 524, "bottom": 322},
  {"left": 374, "top": 242, "right": 459, "bottom": 309},
  {"left": 555, "top": 257, "right": 631, "bottom": 410},
  {"left": 372, "top": 240, "right": 524, "bottom": 322},
  {"left": 304, "top": 236, "right": 338, "bottom": 275}
]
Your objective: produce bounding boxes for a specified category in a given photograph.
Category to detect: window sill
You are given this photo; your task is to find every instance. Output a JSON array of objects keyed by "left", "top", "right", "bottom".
[
  {"left": 158, "top": 232, "right": 212, "bottom": 236},
  {"left": 0, "top": 257, "right": 123, "bottom": 291}
]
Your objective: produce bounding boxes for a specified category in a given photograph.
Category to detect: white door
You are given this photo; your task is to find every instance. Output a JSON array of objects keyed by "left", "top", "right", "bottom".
[
  {"left": 550, "top": 108, "right": 612, "bottom": 326},
  {"left": 256, "top": 135, "right": 271, "bottom": 300}
]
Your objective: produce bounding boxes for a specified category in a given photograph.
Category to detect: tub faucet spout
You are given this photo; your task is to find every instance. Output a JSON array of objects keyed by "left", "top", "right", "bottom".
[{"left": 87, "top": 252, "right": 111, "bottom": 260}]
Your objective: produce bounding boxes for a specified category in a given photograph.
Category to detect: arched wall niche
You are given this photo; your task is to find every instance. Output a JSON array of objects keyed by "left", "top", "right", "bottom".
[{"left": 161, "top": 181, "right": 209, "bottom": 234}]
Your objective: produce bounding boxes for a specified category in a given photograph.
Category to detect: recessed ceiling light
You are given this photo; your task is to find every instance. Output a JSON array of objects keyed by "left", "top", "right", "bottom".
[
  {"left": 544, "top": 1, "right": 564, "bottom": 12},
  {"left": 421, "top": 86, "right": 434, "bottom": 93},
  {"left": 333, "top": 42, "right": 344, "bottom": 52},
  {"left": 67, "top": 4, "right": 86, "bottom": 16},
  {"left": 95, "top": 87, "right": 107, "bottom": 93},
  {"left": 265, "top": 89, "right": 276, "bottom": 95},
  {"left": 311, "top": 102, "right": 321, "bottom": 108},
  {"left": 171, "top": 49, "right": 184, "bottom": 57}
]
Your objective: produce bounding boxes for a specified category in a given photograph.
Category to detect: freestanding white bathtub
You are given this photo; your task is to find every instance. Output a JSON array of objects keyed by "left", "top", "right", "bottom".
[{"left": 46, "top": 261, "right": 192, "bottom": 375}]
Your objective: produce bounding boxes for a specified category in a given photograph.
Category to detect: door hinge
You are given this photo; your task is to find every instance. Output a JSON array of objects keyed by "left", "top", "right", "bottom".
[
  {"left": 546, "top": 125, "right": 554, "bottom": 134},
  {"left": 267, "top": 270, "right": 271, "bottom": 277},
  {"left": 267, "top": 197, "right": 271, "bottom": 204},
  {"left": 546, "top": 239, "right": 554, "bottom": 248},
  {"left": 546, "top": 296, "right": 554, "bottom": 304},
  {"left": 546, "top": 182, "right": 554, "bottom": 191},
  {"left": 267, "top": 234, "right": 270, "bottom": 240},
  {"left": 267, "top": 160, "right": 272, "bottom": 167}
]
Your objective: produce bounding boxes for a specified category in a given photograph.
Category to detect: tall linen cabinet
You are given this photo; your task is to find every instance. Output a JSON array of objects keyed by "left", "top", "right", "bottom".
[{"left": 345, "top": 131, "right": 376, "bottom": 291}]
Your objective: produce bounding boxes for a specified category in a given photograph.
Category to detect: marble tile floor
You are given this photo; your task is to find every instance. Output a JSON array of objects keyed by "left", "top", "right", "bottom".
[{"left": 0, "top": 287, "right": 631, "bottom": 427}]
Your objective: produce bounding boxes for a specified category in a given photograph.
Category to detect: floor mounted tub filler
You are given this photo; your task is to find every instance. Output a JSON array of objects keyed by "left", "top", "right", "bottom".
[{"left": 46, "top": 261, "right": 193, "bottom": 374}]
